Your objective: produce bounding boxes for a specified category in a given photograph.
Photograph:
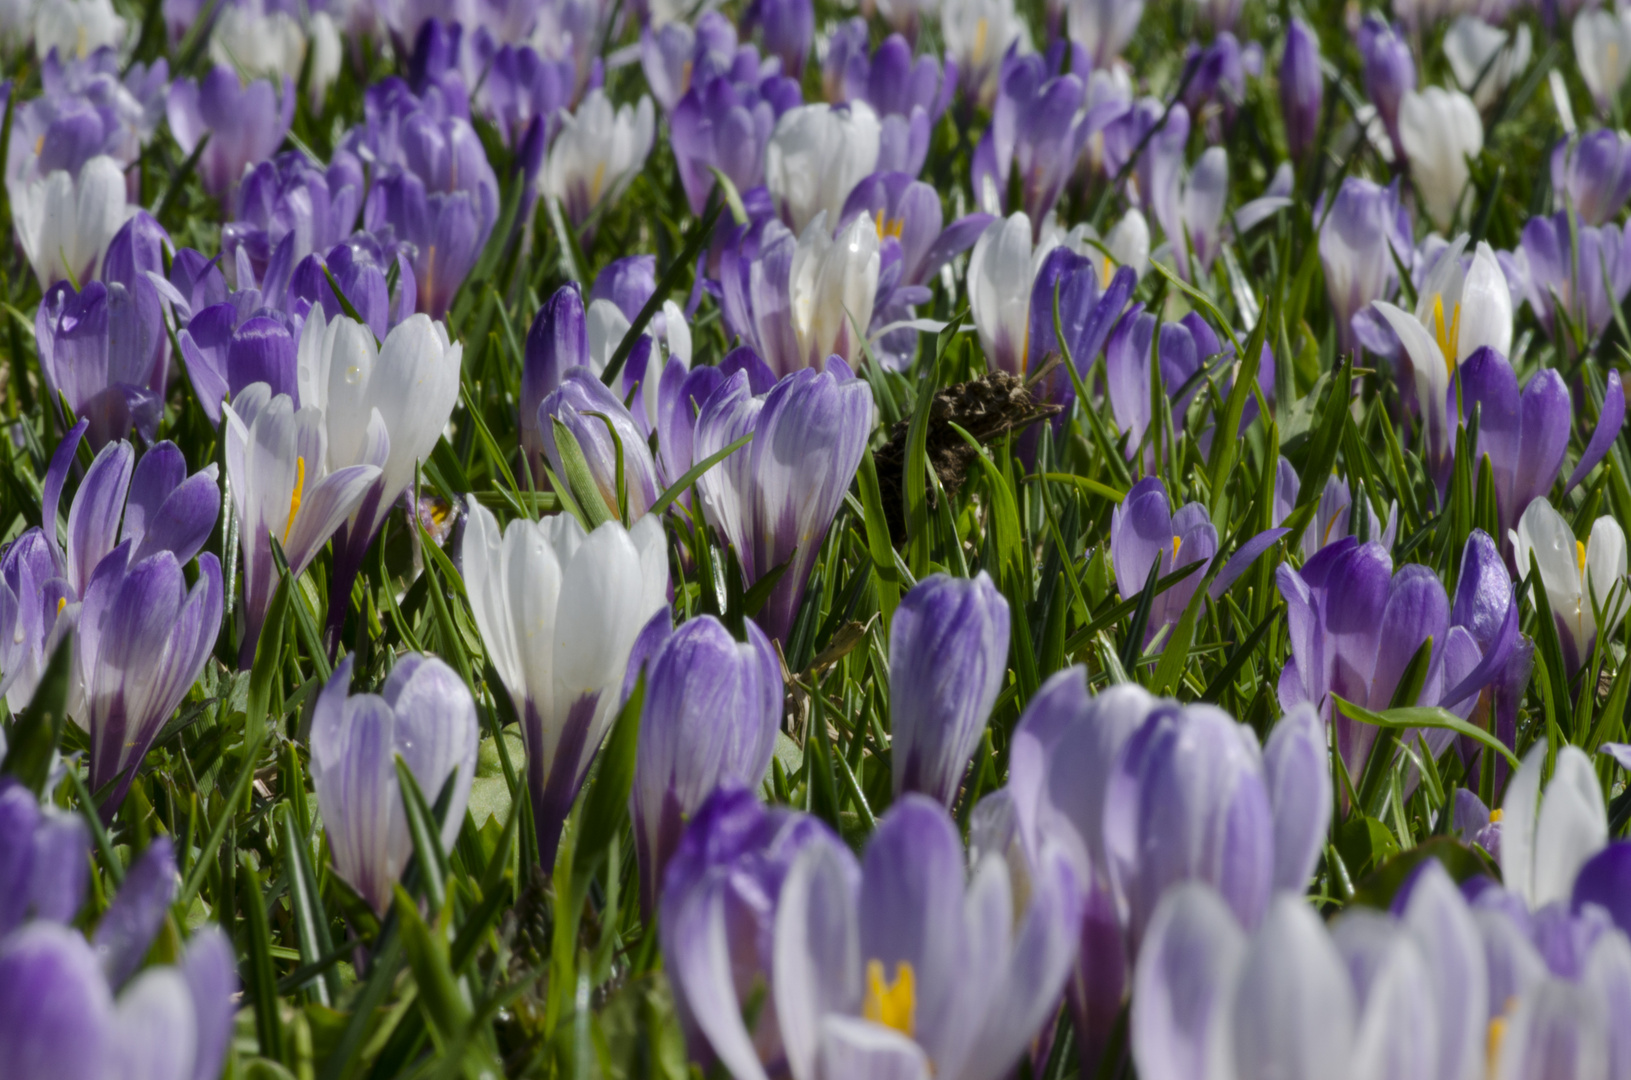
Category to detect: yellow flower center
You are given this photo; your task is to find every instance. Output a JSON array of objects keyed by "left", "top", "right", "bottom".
[
  {"left": 1432, "top": 293, "right": 1461, "bottom": 373},
  {"left": 1486, "top": 997, "right": 1518, "bottom": 1078},
  {"left": 1578, "top": 539, "right": 1589, "bottom": 581},
  {"left": 55, "top": 596, "right": 66, "bottom": 616},
  {"left": 283, "top": 456, "right": 306, "bottom": 545},
  {"left": 873, "top": 210, "right": 905, "bottom": 240},
  {"left": 590, "top": 160, "right": 608, "bottom": 205},
  {"left": 1489, "top": 808, "right": 1503, "bottom": 823},
  {"left": 973, "top": 17, "right": 989, "bottom": 64},
  {"left": 1171, "top": 535, "right": 1183, "bottom": 566},
  {"left": 1100, "top": 257, "right": 1117, "bottom": 291},
  {"left": 863, "top": 959, "right": 916, "bottom": 1036}
]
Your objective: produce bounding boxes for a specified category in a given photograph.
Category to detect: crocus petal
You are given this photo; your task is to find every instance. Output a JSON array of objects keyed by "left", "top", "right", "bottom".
[
  {"left": 1131, "top": 882, "right": 1246, "bottom": 1080},
  {"left": 1565, "top": 370, "right": 1626, "bottom": 495}
]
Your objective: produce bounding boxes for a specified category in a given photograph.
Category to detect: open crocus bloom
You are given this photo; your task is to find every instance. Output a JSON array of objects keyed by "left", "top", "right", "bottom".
[
  {"left": 542, "top": 90, "right": 656, "bottom": 229},
  {"left": 1371, "top": 238, "right": 1512, "bottom": 492},
  {"left": 461, "top": 504, "right": 669, "bottom": 866},
  {"left": 11, "top": 155, "right": 130, "bottom": 289},
  {"left": 789, "top": 211, "right": 880, "bottom": 372},
  {"left": 765, "top": 101, "right": 881, "bottom": 235},
  {"left": 1502, "top": 743, "right": 1609, "bottom": 911},
  {"left": 1510, "top": 498, "right": 1629, "bottom": 673}
]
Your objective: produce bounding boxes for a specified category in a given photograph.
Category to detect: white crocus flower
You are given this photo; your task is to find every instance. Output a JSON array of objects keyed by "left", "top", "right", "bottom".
[
  {"left": 942, "top": 0, "right": 1030, "bottom": 108},
  {"left": 1443, "top": 16, "right": 1531, "bottom": 111},
  {"left": 790, "top": 211, "right": 880, "bottom": 371},
  {"left": 209, "top": 1, "right": 306, "bottom": 83},
  {"left": 1501, "top": 743, "right": 1609, "bottom": 909},
  {"left": 1371, "top": 238, "right": 1511, "bottom": 483},
  {"left": 1398, "top": 87, "right": 1483, "bottom": 231},
  {"left": 222, "top": 383, "right": 384, "bottom": 662},
  {"left": 586, "top": 296, "right": 692, "bottom": 432},
  {"left": 542, "top": 90, "right": 656, "bottom": 228},
  {"left": 1574, "top": 5, "right": 1631, "bottom": 115},
  {"left": 11, "top": 155, "right": 130, "bottom": 289},
  {"left": 765, "top": 101, "right": 881, "bottom": 236},
  {"left": 967, "top": 211, "right": 1058, "bottom": 376},
  {"left": 1066, "top": 208, "right": 1151, "bottom": 285},
  {"left": 1510, "top": 498, "right": 1629, "bottom": 669},
  {"left": 307, "top": 13, "right": 343, "bottom": 110},
  {"left": 33, "top": 0, "right": 123, "bottom": 60},
  {"left": 296, "top": 309, "right": 462, "bottom": 545},
  {"left": 461, "top": 503, "right": 669, "bottom": 864}
]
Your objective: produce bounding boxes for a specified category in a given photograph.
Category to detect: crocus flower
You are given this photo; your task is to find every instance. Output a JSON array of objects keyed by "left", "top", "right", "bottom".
[
  {"left": 33, "top": 0, "right": 124, "bottom": 60},
  {"left": 826, "top": 30, "right": 952, "bottom": 178},
  {"left": 941, "top": 0, "right": 1029, "bottom": 109},
  {"left": 628, "top": 614, "right": 782, "bottom": 916},
  {"left": 1276, "top": 536, "right": 1493, "bottom": 784},
  {"left": 1510, "top": 498, "right": 1628, "bottom": 674},
  {"left": 889, "top": 572, "right": 1010, "bottom": 808},
  {"left": 1397, "top": 87, "right": 1483, "bottom": 230},
  {"left": 670, "top": 69, "right": 799, "bottom": 216},
  {"left": 1551, "top": 130, "right": 1631, "bottom": 225},
  {"left": 693, "top": 361, "right": 873, "bottom": 646},
  {"left": 0, "top": 780, "right": 89, "bottom": 935},
  {"left": 222, "top": 383, "right": 385, "bottom": 666},
  {"left": 1444, "top": 16, "right": 1532, "bottom": 111},
  {"left": 1574, "top": 5, "right": 1631, "bottom": 116},
  {"left": 8, "top": 48, "right": 166, "bottom": 190},
  {"left": 542, "top": 89, "right": 656, "bottom": 230},
  {"left": 11, "top": 154, "right": 128, "bottom": 289},
  {"left": 1111, "top": 478, "right": 1287, "bottom": 645},
  {"left": 742, "top": 0, "right": 812, "bottom": 78},
  {"left": 971, "top": 53, "right": 1088, "bottom": 225},
  {"left": 0, "top": 856, "right": 236, "bottom": 1080},
  {"left": 1104, "top": 310, "right": 1211, "bottom": 458},
  {"left": 475, "top": 40, "right": 576, "bottom": 149},
  {"left": 35, "top": 280, "right": 165, "bottom": 450},
  {"left": 1280, "top": 18, "right": 1322, "bottom": 161},
  {"left": 1067, "top": 0, "right": 1143, "bottom": 67},
  {"left": 222, "top": 150, "right": 364, "bottom": 293},
  {"left": 659, "top": 788, "right": 836, "bottom": 1078},
  {"left": 1372, "top": 239, "right": 1512, "bottom": 491},
  {"left": 745, "top": 795, "right": 1081, "bottom": 1080},
  {"left": 209, "top": 0, "right": 307, "bottom": 85},
  {"left": 309, "top": 654, "right": 479, "bottom": 915},
  {"left": 1320, "top": 177, "right": 1413, "bottom": 357},
  {"left": 1504, "top": 211, "right": 1631, "bottom": 348},
  {"left": 967, "top": 211, "right": 1054, "bottom": 376},
  {"left": 1288, "top": 473, "right": 1399, "bottom": 558},
  {"left": 639, "top": 15, "right": 738, "bottom": 112},
  {"left": 538, "top": 368, "right": 661, "bottom": 521},
  {"left": 789, "top": 212, "right": 880, "bottom": 373},
  {"left": 1503, "top": 743, "right": 1609, "bottom": 911},
  {"left": 521, "top": 283, "right": 590, "bottom": 483},
  {"left": 175, "top": 297, "right": 304, "bottom": 429},
  {"left": 1101, "top": 98, "right": 1190, "bottom": 211},
  {"left": 765, "top": 101, "right": 881, "bottom": 235},
  {"left": 1151, "top": 145, "right": 1229, "bottom": 282},
  {"left": 166, "top": 66, "right": 295, "bottom": 202},
  {"left": 461, "top": 504, "right": 668, "bottom": 866},
  {"left": 1358, "top": 15, "right": 1415, "bottom": 161},
  {"left": 297, "top": 310, "right": 463, "bottom": 649}
]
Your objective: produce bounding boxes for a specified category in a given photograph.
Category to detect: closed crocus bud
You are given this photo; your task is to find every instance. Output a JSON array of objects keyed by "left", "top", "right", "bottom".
[
  {"left": 765, "top": 101, "right": 881, "bottom": 235},
  {"left": 166, "top": 67, "right": 295, "bottom": 201},
  {"left": 309, "top": 654, "right": 479, "bottom": 915},
  {"left": 890, "top": 572, "right": 1011, "bottom": 808},
  {"left": 1398, "top": 87, "right": 1483, "bottom": 231},
  {"left": 539, "top": 368, "right": 661, "bottom": 521},
  {"left": 631, "top": 615, "right": 782, "bottom": 916},
  {"left": 543, "top": 90, "right": 656, "bottom": 230},
  {"left": 1280, "top": 18, "right": 1322, "bottom": 161},
  {"left": 1359, "top": 15, "right": 1415, "bottom": 160},
  {"left": 1552, "top": 131, "right": 1631, "bottom": 226},
  {"left": 692, "top": 362, "right": 873, "bottom": 646},
  {"left": 790, "top": 211, "right": 880, "bottom": 371},
  {"left": 1574, "top": 5, "right": 1631, "bottom": 116},
  {"left": 521, "top": 284, "right": 591, "bottom": 484},
  {"left": 1104, "top": 700, "right": 1275, "bottom": 951},
  {"left": 968, "top": 211, "right": 1047, "bottom": 376},
  {"left": 461, "top": 504, "right": 669, "bottom": 866},
  {"left": 744, "top": 0, "right": 813, "bottom": 77},
  {"left": 297, "top": 310, "right": 463, "bottom": 648},
  {"left": 1503, "top": 743, "right": 1609, "bottom": 912},
  {"left": 10, "top": 155, "right": 129, "bottom": 290},
  {"left": 1510, "top": 499, "right": 1628, "bottom": 673},
  {"left": 1320, "top": 177, "right": 1410, "bottom": 356}
]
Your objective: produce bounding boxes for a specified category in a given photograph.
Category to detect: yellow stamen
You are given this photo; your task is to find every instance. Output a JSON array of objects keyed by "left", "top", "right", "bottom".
[
  {"left": 1489, "top": 808, "right": 1503, "bottom": 823},
  {"left": 873, "top": 210, "right": 905, "bottom": 240},
  {"left": 1578, "top": 539, "right": 1589, "bottom": 581},
  {"left": 33, "top": 134, "right": 43, "bottom": 157},
  {"left": 55, "top": 596, "right": 66, "bottom": 616},
  {"left": 1100, "top": 257, "right": 1116, "bottom": 291},
  {"left": 863, "top": 960, "right": 916, "bottom": 1036},
  {"left": 973, "top": 17, "right": 989, "bottom": 65},
  {"left": 1432, "top": 294, "right": 1461, "bottom": 374},
  {"left": 589, "top": 160, "right": 608, "bottom": 205},
  {"left": 1321, "top": 512, "right": 1340, "bottom": 547},
  {"left": 1487, "top": 1016, "right": 1507, "bottom": 1074},
  {"left": 283, "top": 456, "right": 306, "bottom": 544},
  {"left": 1171, "top": 535, "right": 1183, "bottom": 565}
]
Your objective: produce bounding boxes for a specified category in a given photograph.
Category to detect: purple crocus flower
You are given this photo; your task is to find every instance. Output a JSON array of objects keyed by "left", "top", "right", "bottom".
[
  {"left": 827, "top": 30, "right": 954, "bottom": 177},
  {"left": 704, "top": 794, "right": 1081, "bottom": 1080},
  {"left": 1275, "top": 537, "right": 1492, "bottom": 785},
  {"left": 1446, "top": 529, "right": 1530, "bottom": 789},
  {"left": 670, "top": 69, "right": 799, "bottom": 215},
  {"left": 1101, "top": 97, "right": 1189, "bottom": 210},
  {"left": 473, "top": 39, "right": 576, "bottom": 150},
  {"left": 1280, "top": 18, "right": 1323, "bottom": 161},
  {"left": 692, "top": 361, "right": 874, "bottom": 646},
  {"left": 971, "top": 52, "right": 1088, "bottom": 225},
  {"left": 1152, "top": 144, "right": 1229, "bottom": 282},
  {"left": 1320, "top": 177, "right": 1413, "bottom": 357},
  {"left": 166, "top": 66, "right": 295, "bottom": 202},
  {"left": 287, "top": 238, "right": 414, "bottom": 343},
  {"left": 639, "top": 13, "right": 749, "bottom": 112},
  {"left": 658, "top": 787, "right": 836, "bottom": 1078},
  {"left": 627, "top": 614, "right": 782, "bottom": 916},
  {"left": 538, "top": 368, "right": 662, "bottom": 520},
  {"left": 653, "top": 346, "right": 778, "bottom": 495},
  {"left": 889, "top": 572, "right": 1010, "bottom": 808},
  {"left": 0, "top": 840, "right": 236, "bottom": 1080},
  {"left": 308, "top": 654, "right": 479, "bottom": 915},
  {"left": 1504, "top": 211, "right": 1631, "bottom": 349},
  {"left": 1178, "top": 32, "right": 1261, "bottom": 138},
  {"left": 1358, "top": 15, "right": 1415, "bottom": 162},
  {"left": 0, "top": 780, "right": 89, "bottom": 936},
  {"left": 221, "top": 150, "right": 364, "bottom": 295},
  {"left": 1551, "top": 130, "right": 1631, "bottom": 225},
  {"left": 742, "top": 0, "right": 812, "bottom": 78},
  {"left": 521, "top": 283, "right": 590, "bottom": 485},
  {"left": 591, "top": 256, "right": 657, "bottom": 322},
  {"left": 1287, "top": 472, "right": 1400, "bottom": 558},
  {"left": 35, "top": 278, "right": 166, "bottom": 451}
]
